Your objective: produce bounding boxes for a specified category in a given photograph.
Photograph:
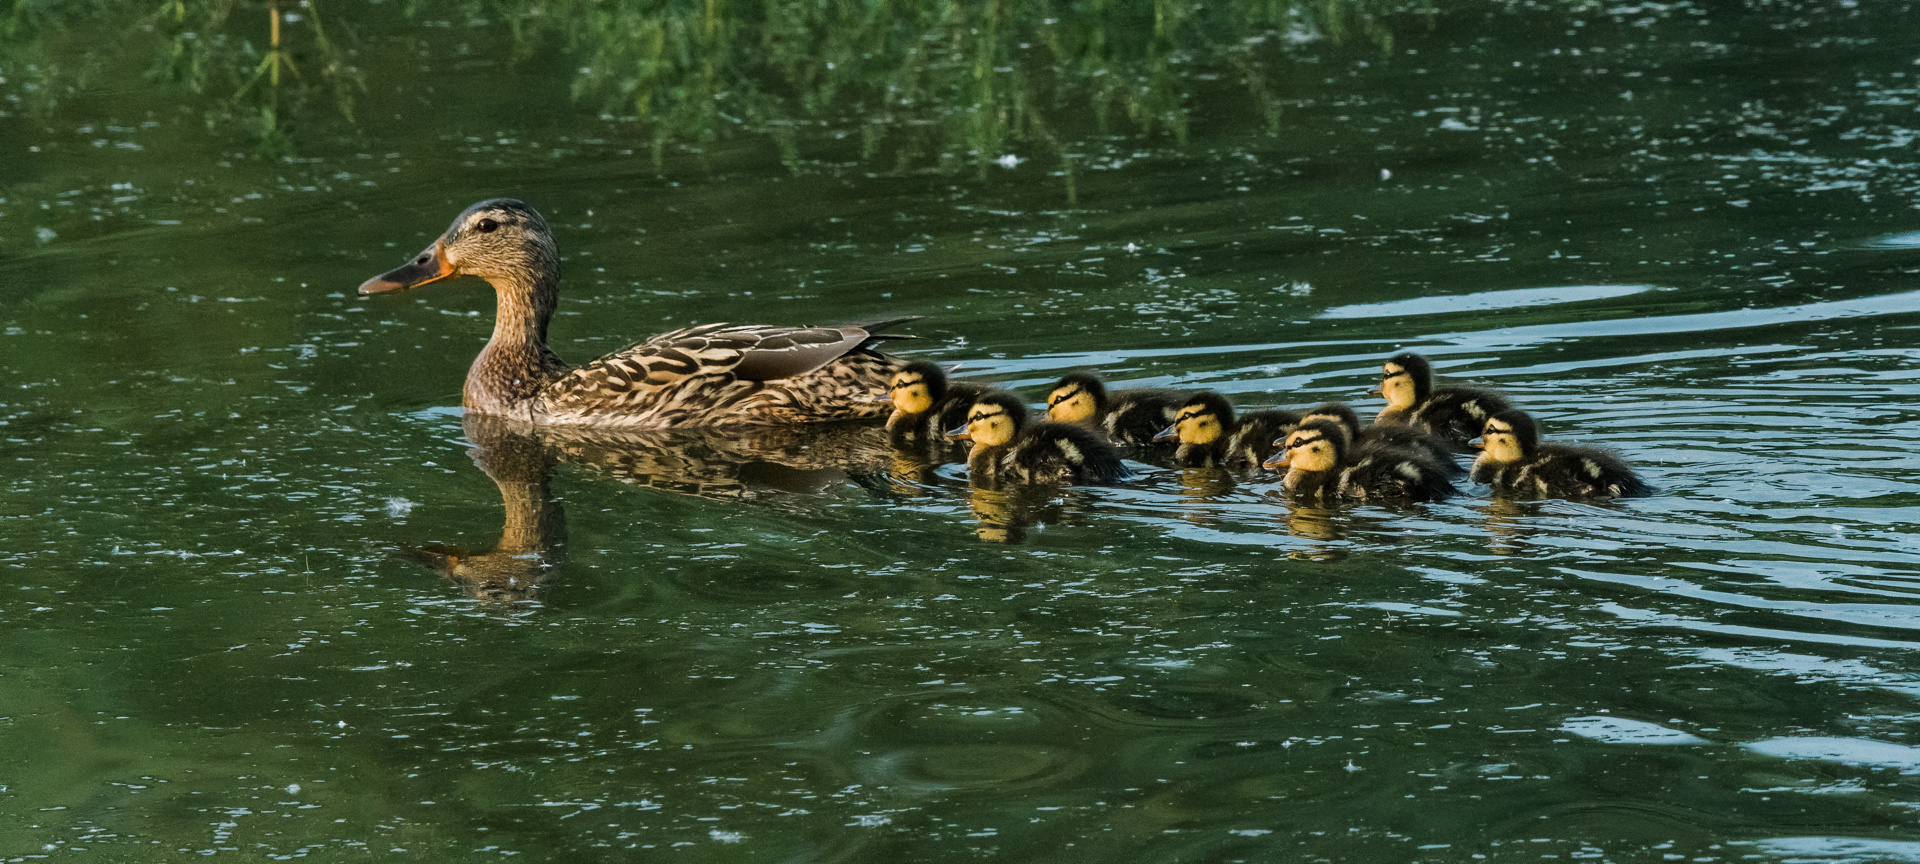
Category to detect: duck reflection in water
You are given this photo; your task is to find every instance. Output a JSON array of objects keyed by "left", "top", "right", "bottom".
[
  {"left": 401, "top": 414, "right": 891, "bottom": 601},
  {"left": 404, "top": 414, "right": 567, "bottom": 602}
]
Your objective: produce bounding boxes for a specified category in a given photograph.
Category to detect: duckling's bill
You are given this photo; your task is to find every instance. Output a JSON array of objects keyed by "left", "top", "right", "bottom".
[
  {"left": 1152, "top": 424, "right": 1179, "bottom": 442},
  {"left": 359, "top": 239, "right": 455, "bottom": 295}
]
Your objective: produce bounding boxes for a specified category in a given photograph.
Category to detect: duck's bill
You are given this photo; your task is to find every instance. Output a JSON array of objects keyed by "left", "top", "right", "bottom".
[
  {"left": 359, "top": 240, "right": 454, "bottom": 295},
  {"left": 1261, "top": 454, "right": 1289, "bottom": 470},
  {"left": 1152, "top": 424, "right": 1178, "bottom": 442},
  {"left": 1366, "top": 386, "right": 1384, "bottom": 396},
  {"left": 945, "top": 424, "right": 972, "bottom": 441},
  {"left": 1466, "top": 437, "right": 1485, "bottom": 450}
]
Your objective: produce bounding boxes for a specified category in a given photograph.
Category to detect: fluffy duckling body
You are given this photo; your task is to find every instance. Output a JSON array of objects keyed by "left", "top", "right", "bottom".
[
  {"left": 1373, "top": 353, "right": 1511, "bottom": 446},
  {"left": 1470, "top": 409, "right": 1651, "bottom": 499},
  {"left": 1301, "top": 402, "right": 1463, "bottom": 477},
  {"left": 950, "top": 392, "right": 1128, "bottom": 485},
  {"left": 1154, "top": 392, "right": 1299, "bottom": 469},
  {"left": 886, "top": 362, "right": 988, "bottom": 449},
  {"left": 1045, "top": 372, "right": 1187, "bottom": 447},
  {"left": 1264, "top": 419, "right": 1457, "bottom": 504}
]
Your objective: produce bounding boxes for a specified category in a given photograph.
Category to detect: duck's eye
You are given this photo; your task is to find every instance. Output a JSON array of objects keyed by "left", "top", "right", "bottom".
[{"left": 476, "top": 218, "right": 500, "bottom": 234}]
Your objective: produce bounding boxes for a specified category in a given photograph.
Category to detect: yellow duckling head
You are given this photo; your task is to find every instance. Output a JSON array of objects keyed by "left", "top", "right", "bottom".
[
  {"left": 1265, "top": 419, "right": 1346, "bottom": 472},
  {"left": 1373, "top": 352, "right": 1432, "bottom": 412},
  {"left": 889, "top": 361, "right": 947, "bottom": 416},
  {"left": 1045, "top": 372, "right": 1106, "bottom": 425},
  {"left": 948, "top": 392, "right": 1027, "bottom": 448},
  {"left": 1155, "top": 392, "right": 1232, "bottom": 445},
  {"left": 1470, "top": 409, "right": 1538, "bottom": 465}
]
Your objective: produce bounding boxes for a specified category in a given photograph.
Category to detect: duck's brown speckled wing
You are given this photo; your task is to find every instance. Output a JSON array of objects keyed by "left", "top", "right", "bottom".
[{"left": 535, "top": 322, "right": 904, "bottom": 428}]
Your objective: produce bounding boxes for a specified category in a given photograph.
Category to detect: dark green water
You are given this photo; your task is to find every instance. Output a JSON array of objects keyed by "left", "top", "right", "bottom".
[{"left": 7, "top": 0, "right": 1920, "bottom": 860}]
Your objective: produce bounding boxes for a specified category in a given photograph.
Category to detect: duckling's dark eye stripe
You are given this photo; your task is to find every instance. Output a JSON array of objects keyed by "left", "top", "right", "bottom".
[
  {"left": 1289, "top": 433, "right": 1325, "bottom": 449},
  {"left": 1049, "top": 389, "right": 1079, "bottom": 406}
]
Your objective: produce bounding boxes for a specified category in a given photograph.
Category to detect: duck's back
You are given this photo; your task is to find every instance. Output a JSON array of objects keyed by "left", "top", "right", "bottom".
[
  {"left": 1478, "top": 443, "right": 1650, "bottom": 499},
  {"left": 1357, "top": 424, "right": 1462, "bottom": 476},
  {"left": 1106, "top": 388, "right": 1188, "bottom": 446},
  {"left": 1003, "top": 422, "right": 1129, "bottom": 484},
  {"left": 534, "top": 321, "right": 906, "bottom": 428},
  {"left": 1341, "top": 447, "right": 1458, "bottom": 503},
  {"left": 1414, "top": 387, "right": 1511, "bottom": 444},
  {"left": 1225, "top": 410, "right": 1300, "bottom": 469}
]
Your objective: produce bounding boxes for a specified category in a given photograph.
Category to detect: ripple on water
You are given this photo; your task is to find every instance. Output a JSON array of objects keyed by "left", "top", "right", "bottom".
[
  {"left": 1742, "top": 736, "right": 1920, "bottom": 774},
  {"left": 1560, "top": 716, "right": 1710, "bottom": 745},
  {"left": 1757, "top": 837, "right": 1920, "bottom": 863},
  {"left": 1317, "top": 284, "right": 1660, "bottom": 320},
  {"left": 861, "top": 743, "right": 1091, "bottom": 793}
]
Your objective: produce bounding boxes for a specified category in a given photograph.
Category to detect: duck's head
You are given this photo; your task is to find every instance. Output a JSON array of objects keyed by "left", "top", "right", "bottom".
[
  {"left": 1299, "top": 402, "right": 1360, "bottom": 445},
  {"left": 1045, "top": 372, "right": 1108, "bottom": 424},
  {"left": 1156, "top": 392, "right": 1233, "bottom": 444},
  {"left": 948, "top": 392, "right": 1027, "bottom": 448},
  {"left": 1470, "top": 409, "right": 1539, "bottom": 463},
  {"left": 1373, "top": 352, "right": 1432, "bottom": 410},
  {"left": 359, "top": 199, "right": 559, "bottom": 295},
  {"left": 1264, "top": 419, "right": 1347, "bottom": 472},
  {"left": 889, "top": 361, "right": 950, "bottom": 415}
]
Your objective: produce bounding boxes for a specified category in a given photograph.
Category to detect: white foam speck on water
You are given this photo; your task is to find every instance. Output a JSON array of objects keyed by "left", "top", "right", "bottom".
[{"left": 1559, "top": 716, "right": 1709, "bottom": 745}]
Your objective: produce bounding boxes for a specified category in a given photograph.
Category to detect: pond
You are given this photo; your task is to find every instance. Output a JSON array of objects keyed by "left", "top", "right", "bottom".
[{"left": 5, "top": 0, "right": 1920, "bottom": 860}]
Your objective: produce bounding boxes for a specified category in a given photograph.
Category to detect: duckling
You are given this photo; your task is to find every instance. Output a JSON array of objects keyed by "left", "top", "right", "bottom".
[
  {"left": 1299, "top": 401, "right": 1463, "bottom": 477},
  {"left": 1470, "top": 409, "right": 1651, "bottom": 499},
  {"left": 1372, "top": 352, "right": 1511, "bottom": 446},
  {"left": 1263, "top": 419, "right": 1457, "bottom": 504},
  {"left": 1152, "top": 392, "right": 1300, "bottom": 469},
  {"left": 886, "top": 361, "right": 988, "bottom": 449},
  {"left": 359, "top": 198, "right": 910, "bottom": 428},
  {"left": 949, "top": 392, "right": 1128, "bottom": 485},
  {"left": 1045, "top": 372, "right": 1187, "bottom": 446}
]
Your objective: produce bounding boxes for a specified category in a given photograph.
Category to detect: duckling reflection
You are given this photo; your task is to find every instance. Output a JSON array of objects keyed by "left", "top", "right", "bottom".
[
  {"left": 1282, "top": 504, "right": 1349, "bottom": 561},
  {"left": 1481, "top": 496, "right": 1548, "bottom": 556}
]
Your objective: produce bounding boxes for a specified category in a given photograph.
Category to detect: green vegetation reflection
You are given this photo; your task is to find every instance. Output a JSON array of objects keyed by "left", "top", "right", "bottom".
[{"left": 2, "top": 0, "right": 1404, "bottom": 169}]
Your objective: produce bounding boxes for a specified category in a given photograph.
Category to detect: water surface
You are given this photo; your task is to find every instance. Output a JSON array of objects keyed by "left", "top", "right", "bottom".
[{"left": 5, "top": 0, "right": 1920, "bottom": 860}]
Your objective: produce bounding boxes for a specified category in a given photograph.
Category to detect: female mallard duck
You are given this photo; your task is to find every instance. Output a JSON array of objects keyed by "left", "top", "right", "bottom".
[
  {"left": 948, "top": 392, "right": 1128, "bottom": 485},
  {"left": 1263, "top": 419, "right": 1456, "bottom": 504},
  {"left": 1044, "top": 372, "right": 1186, "bottom": 446},
  {"left": 359, "top": 199, "right": 909, "bottom": 428},
  {"left": 1470, "top": 409, "right": 1651, "bottom": 499},
  {"left": 886, "top": 361, "right": 988, "bottom": 449},
  {"left": 1372, "top": 352, "right": 1511, "bottom": 446},
  {"left": 1152, "top": 392, "right": 1299, "bottom": 469},
  {"left": 1298, "top": 401, "right": 1463, "bottom": 477}
]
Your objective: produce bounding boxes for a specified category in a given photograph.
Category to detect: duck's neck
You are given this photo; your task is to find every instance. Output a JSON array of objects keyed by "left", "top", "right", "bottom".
[{"left": 466, "top": 271, "right": 570, "bottom": 417}]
